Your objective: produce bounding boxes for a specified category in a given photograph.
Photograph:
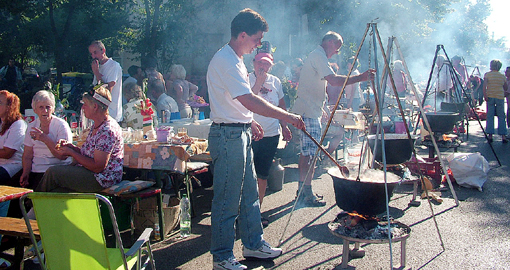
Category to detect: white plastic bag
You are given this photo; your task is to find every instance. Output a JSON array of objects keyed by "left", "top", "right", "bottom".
[{"left": 446, "top": 152, "right": 489, "bottom": 192}]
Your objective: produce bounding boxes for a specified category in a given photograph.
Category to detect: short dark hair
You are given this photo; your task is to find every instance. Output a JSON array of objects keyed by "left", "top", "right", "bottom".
[
  {"left": 231, "top": 8, "right": 268, "bottom": 38},
  {"left": 128, "top": 65, "right": 140, "bottom": 77}
]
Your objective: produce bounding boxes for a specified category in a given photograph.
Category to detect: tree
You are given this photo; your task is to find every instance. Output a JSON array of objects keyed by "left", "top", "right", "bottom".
[{"left": 0, "top": 0, "right": 131, "bottom": 84}]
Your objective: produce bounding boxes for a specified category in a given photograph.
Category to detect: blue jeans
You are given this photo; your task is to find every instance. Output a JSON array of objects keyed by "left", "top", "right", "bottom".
[
  {"left": 486, "top": 97, "right": 507, "bottom": 135},
  {"left": 208, "top": 124, "right": 264, "bottom": 262}
]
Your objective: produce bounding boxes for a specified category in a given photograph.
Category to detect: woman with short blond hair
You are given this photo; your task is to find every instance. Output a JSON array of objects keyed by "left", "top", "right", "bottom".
[
  {"left": 37, "top": 86, "right": 124, "bottom": 192},
  {"left": 21, "top": 90, "right": 72, "bottom": 190}
]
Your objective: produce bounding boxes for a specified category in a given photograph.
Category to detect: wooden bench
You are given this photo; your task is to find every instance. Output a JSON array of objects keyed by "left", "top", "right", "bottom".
[{"left": 0, "top": 217, "right": 40, "bottom": 269}]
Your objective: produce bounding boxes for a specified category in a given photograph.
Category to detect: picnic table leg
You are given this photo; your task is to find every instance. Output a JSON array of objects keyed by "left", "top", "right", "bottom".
[
  {"left": 156, "top": 192, "right": 165, "bottom": 240},
  {"left": 153, "top": 170, "right": 163, "bottom": 189},
  {"left": 13, "top": 237, "right": 26, "bottom": 269}
]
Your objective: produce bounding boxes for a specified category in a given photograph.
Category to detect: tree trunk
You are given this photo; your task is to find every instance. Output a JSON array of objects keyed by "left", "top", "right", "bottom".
[{"left": 48, "top": 0, "right": 77, "bottom": 91}]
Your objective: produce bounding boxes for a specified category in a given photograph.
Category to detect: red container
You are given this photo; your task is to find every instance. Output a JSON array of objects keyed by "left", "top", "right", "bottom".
[{"left": 405, "top": 157, "right": 442, "bottom": 182}]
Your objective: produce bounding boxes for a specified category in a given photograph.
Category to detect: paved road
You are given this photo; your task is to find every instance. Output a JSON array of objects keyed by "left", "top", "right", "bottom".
[{"left": 150, "top": 119, "right": 510, "bottom": 269}]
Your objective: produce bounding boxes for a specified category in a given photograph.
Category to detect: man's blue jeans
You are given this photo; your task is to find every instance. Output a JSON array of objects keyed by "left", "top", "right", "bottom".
[
  {"left": 486, "top": 97, "right": 507, "bottom": 135},
  {"left": 208, "top": 124, "right": 264, "bottom": 262}
]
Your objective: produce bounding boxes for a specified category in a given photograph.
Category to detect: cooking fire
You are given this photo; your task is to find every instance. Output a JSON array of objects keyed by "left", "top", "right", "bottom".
[{"left": 329, "top": 211, "right": 410, "bottom": 240}]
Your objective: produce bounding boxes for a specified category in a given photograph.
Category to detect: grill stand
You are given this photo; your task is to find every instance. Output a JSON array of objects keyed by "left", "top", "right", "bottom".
[
  {"left": 329, "top": 220, "right": 410, "bottom": 269},
  {"left": 339, "top": 236, "right": 407, "bottom": 269}
]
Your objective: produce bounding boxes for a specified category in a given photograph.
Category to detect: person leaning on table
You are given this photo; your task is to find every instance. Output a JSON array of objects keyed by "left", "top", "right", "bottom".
[
  {"left": 36, "top": 85, "right": 124, "bottom": 193},
  {"left": 21, "top": 90, "right": 72, "bottom": 190}
]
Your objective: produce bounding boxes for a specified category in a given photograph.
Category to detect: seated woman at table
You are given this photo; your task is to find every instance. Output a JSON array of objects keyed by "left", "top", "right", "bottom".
[
  {"left": 0, "top": 90, "right": 26, "bottom": 240},
  {"left": 37, "top": 86, "right": 124, "bottom": 192},
  {"left": 21, "top": 90, "right": 72, "bottom": 190},
  {"left": 167, "top": 64, "right": 198, "bottom": 118},
  {"left": 121, "top": 82, "right": 158, "bottom": 129},
  {"left": 0, "top": 90, "right": 26, "bottom": 185}
]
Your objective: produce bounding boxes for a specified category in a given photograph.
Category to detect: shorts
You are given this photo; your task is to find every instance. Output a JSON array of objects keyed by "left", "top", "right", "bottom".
[
  {"left": 300, "top": 117, "right": 321, "bottom": 157},
  {"left": 252, "top": 135, "right": 280, "bottom": 179}
]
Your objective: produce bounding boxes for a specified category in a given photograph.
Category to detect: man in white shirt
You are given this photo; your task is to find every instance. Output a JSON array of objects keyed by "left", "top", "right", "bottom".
[
  {"left": 207, "top": 8, "right": 304, "bottom": 270},
  {"left": 89, "top": 40, "right": 123, "bottom": 122},
  {"left": 291, "top": 31, "right": 374, "bottom": 207},
  {"left": 148, "top": 78, "right": 179, "bottom": 119}
]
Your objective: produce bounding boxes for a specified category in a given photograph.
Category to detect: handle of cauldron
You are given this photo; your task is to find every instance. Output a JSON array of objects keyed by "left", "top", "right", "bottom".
[
  {"left": 301, "top": 128, "right": 350, "bottom": 178},
  {"left": 355, "top": 136, "right": 368, "bottom": 182}
]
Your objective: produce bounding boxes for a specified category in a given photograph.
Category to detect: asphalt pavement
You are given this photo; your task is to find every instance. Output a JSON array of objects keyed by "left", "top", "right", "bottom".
[{"left": 149, "top": 119, "right": 510, "bottom": 270}]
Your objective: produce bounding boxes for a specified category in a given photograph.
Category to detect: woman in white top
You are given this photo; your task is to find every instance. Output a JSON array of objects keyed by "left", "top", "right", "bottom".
[
  {"left": 21, "top": 90, "right": 72, "bottom": 189},
  {"left": 0, "top": 90, "right": 26, "bottom": 239},
  {"left": 249, "top": 47, "right": 292, "bottom": 226},
  {"left": 0, "top": 90, "right": 26, "bottom": 184}
]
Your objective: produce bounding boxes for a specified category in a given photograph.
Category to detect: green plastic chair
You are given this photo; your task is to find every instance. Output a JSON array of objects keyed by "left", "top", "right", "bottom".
[{"left": 20, "top": 192, "right": 156, "bottom": 270}]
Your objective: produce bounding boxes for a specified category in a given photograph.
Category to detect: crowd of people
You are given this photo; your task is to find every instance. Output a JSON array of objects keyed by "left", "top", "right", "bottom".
[{"left": 3, "top": 6, "right": 510, "bottom": 270}]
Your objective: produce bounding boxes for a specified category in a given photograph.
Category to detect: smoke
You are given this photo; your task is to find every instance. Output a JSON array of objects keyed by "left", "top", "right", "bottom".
[
  {"left": 194, "top": 1, "right": 507, "bottom": 87},
  {"left": 242, "top": 1, "right": 504, "bottom": 83}
]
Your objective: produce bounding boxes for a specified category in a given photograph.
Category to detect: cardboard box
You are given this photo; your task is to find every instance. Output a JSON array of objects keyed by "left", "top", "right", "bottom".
[{"left": 133, "top": 196, "right": 180, "bottom": 237}]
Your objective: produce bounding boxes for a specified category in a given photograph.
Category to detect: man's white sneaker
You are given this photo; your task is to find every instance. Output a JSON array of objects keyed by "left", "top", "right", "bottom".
[
  {"left": 242, "top": 240, "right": 282, "bottom": 260},
  {"left": 213, "top": 257, "right": 247, "bottom": 270}
]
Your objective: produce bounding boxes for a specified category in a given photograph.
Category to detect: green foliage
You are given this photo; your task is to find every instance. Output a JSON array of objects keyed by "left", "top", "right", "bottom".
[
  {"left": 281, "top": 80, "right": 299, "bottom": 110},
  {"left": 0, "top": 0, "right": 131, "bottom": 80},
  {"left": 0, "top": 0, "right": 508, "bottom": 83}
]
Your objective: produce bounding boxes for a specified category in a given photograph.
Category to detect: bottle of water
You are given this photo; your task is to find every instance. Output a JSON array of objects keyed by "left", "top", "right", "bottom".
[
  {"left": 154, "top": 214, "right": 161, "bottom": 241},
  {"left": 55, "top": 101, "right": 65, "bottom": 119},
  {"left": 180, "top": 194, "right": 191, "bottom": 238},
  {"left": 70, "top": 113, "right": 78, "bottom": 136}
]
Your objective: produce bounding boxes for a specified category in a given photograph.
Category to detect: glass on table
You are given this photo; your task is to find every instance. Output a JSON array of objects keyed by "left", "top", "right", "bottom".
[
  {"left": 178, "top": 127, "right": 187, "bottom": 137},
  {"left": 192, "top": 107, "right": 200, "bottom": 122},
  {"left": 122, "top": 127, "right": 134, "bottom": 143},
  {"left": 133, "top": 129, "right": 144, "bottom": 142}
]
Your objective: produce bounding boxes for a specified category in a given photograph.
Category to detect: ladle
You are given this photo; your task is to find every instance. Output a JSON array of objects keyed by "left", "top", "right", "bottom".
[{"left": 301, "top": 128, "right": 350, "bottom": 178}]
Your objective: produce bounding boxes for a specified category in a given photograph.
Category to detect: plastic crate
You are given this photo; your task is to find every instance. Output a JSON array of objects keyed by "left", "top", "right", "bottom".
[{"left": 405, "top": 157, "right": 442, "bottom": 182}]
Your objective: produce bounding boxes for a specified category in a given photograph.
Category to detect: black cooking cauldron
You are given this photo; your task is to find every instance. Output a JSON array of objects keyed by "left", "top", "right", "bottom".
[
  {"left": 368, "top": 134, "right": 416, "bottom": 165},
  {"left": 424, "top": 111, "right": 459, "bottom": 133},
  {"left": 329, "top": 168, "right": 399, "bottom": 216},
  {"left": 440, "top": 102, "right": 467, "bottom": 115}
]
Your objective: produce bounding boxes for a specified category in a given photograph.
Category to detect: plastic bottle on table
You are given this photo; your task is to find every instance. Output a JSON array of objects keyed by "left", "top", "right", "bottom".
[
  {"left": 180, "top": 194, "right": 191, "bottom": 238},
  {"left": 55, "top": 101, "right": 64, "bottom": 119},
  {"left": 70, "top": 113, "right": 78, "bottom": 135}
]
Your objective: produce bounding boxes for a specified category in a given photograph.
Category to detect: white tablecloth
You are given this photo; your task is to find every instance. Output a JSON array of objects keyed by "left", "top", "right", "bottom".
[{"left": 160, "top": 119, "right": 212, "bottom": 139}]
